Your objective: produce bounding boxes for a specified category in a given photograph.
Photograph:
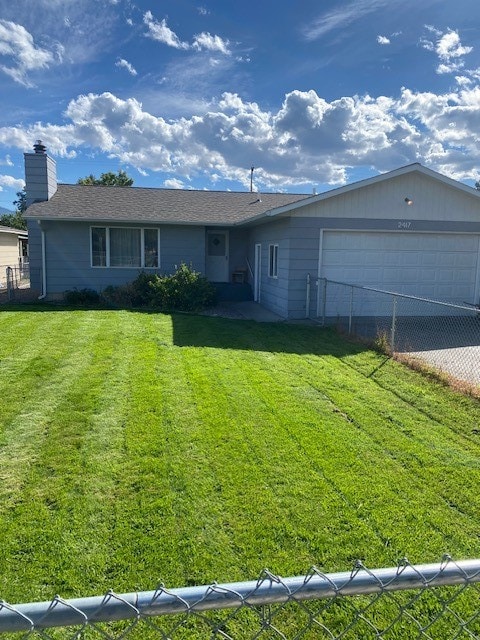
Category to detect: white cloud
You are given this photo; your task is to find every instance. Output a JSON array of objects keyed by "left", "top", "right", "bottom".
[
  {"left": 143, "top": 11, "right": 231, "bottom": 54},
  {"left": 303, "top": 0, "right": 388, "bottom": 40},
  {"left": 192, "top": 32, "right": 230, "bottom": 54},
  {"left": 143, "top": 12, "right": 189, "bottom": 49},
  {"left": 0, "top": 155, "right": 13, "bottom": 167},
  {"left": 115, "top": 58, "right": 137, "bottom": 76},
  {"left": 421, "top": 27, "right": 473, "bottom": 76},
  {"left": 4, "top": 76, "right": 480, "bottom": 188},
  {"left": 436, "top": 30, "right": 473, "bottom": 61},
  {"left": 164, "top": 178, "right": 184, "bottom": 189},
  {"left": 455, "top": 76, "right": 472, "bottom": 87},
  {"left": 0, "top": 175, "right": 25, "bottom": 190},
  {"left": 0, "top": 20, "right": 56, "bottom": 86},
  {"left": 377, "top": 35, "right": 390, "bottom": 45}
]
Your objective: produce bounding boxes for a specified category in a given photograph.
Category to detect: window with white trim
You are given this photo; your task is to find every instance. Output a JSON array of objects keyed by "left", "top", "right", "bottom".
[
  {"left": 91, "top": 227, "right": 159, "bottom": 268},
  {"left": 268, "top": 243, "right": 278, "bottom": 278}
]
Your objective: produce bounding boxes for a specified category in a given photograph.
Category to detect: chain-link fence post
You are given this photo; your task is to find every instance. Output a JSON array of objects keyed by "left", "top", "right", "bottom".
[
  {"left": 321, "top": 278, "right": 327, "bottom": 325},
  {"left": 391, "top": 294, "right": 397, "bottom": 353},
  {"left": 348, "top": 285, "right": 354, "bottom": 335},
  {"left": 6, "top": 267, "right": 13, "bottom": 302}
]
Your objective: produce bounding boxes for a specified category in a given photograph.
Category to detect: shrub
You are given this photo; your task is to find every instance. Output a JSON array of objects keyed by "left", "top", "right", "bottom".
[
  {"left": 64, "top": 288, "right": 100, "bottom": 305},
  {"left": 100, "top": 265, "right": 216, "bottom": 312},
  {"left": 149, "top": 263, "right": 217, "bottom": 311},
  {"left": 101, "top": 283, "right": 139, "bottom": 307},
  {"left": 102, "top": 272, "right": 161, "bottom": 307}
]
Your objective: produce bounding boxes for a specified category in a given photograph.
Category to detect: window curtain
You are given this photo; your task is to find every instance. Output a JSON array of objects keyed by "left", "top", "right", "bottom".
[{"left": 110, "top": 228, "right": 141, "bottom": 267}]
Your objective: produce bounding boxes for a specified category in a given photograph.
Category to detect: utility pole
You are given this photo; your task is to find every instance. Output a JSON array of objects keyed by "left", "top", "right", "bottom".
[{"left": 250, "top": 166, "right": 254, "bottom": 192}]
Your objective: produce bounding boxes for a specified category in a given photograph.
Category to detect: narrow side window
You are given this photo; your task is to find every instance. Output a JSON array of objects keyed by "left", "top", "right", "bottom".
[
  {"left": 92, "top": 227, "right": 107, "bottom": 266},
  {"left": 268, "top": 244, "right": 278, "bottom": 278}
]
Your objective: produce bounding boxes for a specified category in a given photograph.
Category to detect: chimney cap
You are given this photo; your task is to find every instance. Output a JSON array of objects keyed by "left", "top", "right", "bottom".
[{"left": 33, "top": 140, "right": 46, "bottom": 154}]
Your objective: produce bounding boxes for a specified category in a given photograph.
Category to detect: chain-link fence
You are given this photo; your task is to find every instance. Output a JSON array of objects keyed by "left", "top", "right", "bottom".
[
  {"left": 0, "top": 557, "right": 479, "bottom": 638},
  {"left": 318, "top": 279, "right": 480, "bottom": 388},
  {"left": 0, "top": 265, "right": 31, "bottom": 302}
]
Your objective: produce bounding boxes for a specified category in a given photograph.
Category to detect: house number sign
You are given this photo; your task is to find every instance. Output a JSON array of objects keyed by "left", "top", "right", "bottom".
[{"left": 397, "top": 220, "right": 412, "bottom": 229}]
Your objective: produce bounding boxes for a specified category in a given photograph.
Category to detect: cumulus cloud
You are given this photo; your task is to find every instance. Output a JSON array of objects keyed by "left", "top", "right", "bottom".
[
  {"left": 0, "top": 175, "right": 25, "bottom": 190},
  {"left": 0, "top": 20, "right": 57, "bottom": 86},
  {"left": 164, "top": 178, "right": 185, "bottom": 189},
  {"left": 4, "top": 59, "right": 480, "bottom": 189},
  {"left": 115, "top": 58, "right": 137, "bottom": 76},
  {"left": 377, "top": 35, "right": 390, "bottom": 45},
  {"left": 192, "top": 32, "right": 230, "bottom": 54},
  {"left": 421, "top": 27, "right": 473, "bottom": 75},
  {"left": 437, "top": 30, "right": 473, "bottom": 60},
  {"left": 143, "top": 11, "right": 231, "bottom": 54}
]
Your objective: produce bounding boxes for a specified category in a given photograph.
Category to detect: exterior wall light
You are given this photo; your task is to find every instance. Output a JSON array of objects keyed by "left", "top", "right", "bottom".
[{"left": 404, "top": 197, "right": 413, "bottom": 205}]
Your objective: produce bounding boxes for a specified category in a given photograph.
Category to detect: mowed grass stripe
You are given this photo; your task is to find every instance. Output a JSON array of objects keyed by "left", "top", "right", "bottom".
[
  {"left": 0, "top": 309, "right": 479, "bottom": 607},
  {"left": 0, "top": 312, "right": 116, "bottom": 508},
  {"left": 343, "top": 351, "right": 480, "bottom": 442},
  {"left": 300, "top": 353, "right": 480, "bottom": 519},
  {"left": 0, "top": 312, "right": 143, "bottom": 599},
  {"left": 278, "top": 352, "right": 480, "bottom": 549},
  {"left": 181, "top": 345, "right": 480, "bottom": 562},
  {"left": 178, "top": 347, "right": 390, "bottom": 573}
]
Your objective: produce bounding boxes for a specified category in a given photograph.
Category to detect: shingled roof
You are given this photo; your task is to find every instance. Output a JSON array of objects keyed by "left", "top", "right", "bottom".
[{"left": 25, "top": 184, "right": 311, "bottom": 226}]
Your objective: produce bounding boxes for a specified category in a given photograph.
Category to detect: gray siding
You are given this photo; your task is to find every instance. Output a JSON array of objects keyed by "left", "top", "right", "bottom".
[
  {"left": 248, "top": 219, "right": 291, "bottom": 318},
  {"left": 27, "top": 220, "right": 42, "bottom": 295},
  {"left": 24, "top": 153, "right": 57, "bottom": 207},
  {"left": 284, "top": 220, "right": 320, "bottom": 319},
  {"left": 39, "top": 221, "right": 208, "bottom": 297}
]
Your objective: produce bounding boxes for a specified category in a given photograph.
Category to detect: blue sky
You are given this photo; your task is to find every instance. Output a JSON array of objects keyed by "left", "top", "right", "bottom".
[{"left": 1, "top": 0, "right": 480, "bottom": 210}]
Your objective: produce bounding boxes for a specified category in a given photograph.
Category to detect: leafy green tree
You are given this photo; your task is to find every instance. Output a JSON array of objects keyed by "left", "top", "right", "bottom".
[
  {"left": 0, "top": 187, "right": 27, "bottom": 230},
  {"left": 0, "top": 210, "right": 27, "bottom": 230},
  {"left": 77, "top": 170, "right": 134, "bottom": 186},
  {"left": 14, "top": 187, "right": 27, "bottom": 213}
]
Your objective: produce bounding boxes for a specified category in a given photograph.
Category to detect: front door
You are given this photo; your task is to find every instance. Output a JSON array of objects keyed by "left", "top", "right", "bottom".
[{"left": 206, "top": 231, "right": 229, "bottom": 282}]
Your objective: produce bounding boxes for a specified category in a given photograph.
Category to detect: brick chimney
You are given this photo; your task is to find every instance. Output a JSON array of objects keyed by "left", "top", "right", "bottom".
[{"left": 24, "top": 140, "right": 57, "bottom": 207}]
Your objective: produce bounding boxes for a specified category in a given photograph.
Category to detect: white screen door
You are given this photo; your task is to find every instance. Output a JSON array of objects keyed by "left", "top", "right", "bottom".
[{"left": 206, "top": 231, "right": 229, "bottom": 282}]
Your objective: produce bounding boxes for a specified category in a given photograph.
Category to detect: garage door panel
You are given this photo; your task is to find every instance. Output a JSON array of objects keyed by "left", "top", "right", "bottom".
[{"left": 321, "top": 231, "right": 479, "bottom": 316}]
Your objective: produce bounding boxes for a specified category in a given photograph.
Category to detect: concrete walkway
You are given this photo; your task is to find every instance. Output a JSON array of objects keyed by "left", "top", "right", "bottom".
[{"left": 203, "top": 301, "right": 284, "bottom": 322}]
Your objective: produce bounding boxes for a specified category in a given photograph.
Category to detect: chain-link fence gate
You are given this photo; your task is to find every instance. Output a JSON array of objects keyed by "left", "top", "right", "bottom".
[
  {"left": 317, "top": 278, "right": 480, "bottom": 388},
  {"left": 0, "top": 557, "right": 479, "bottom": 638},
  {"left": 0, "top": 265, "right": 31, "bottom": 302}
]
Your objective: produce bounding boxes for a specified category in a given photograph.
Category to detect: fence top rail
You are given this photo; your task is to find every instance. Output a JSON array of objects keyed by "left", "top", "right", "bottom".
[
  {"left": 1, "top": 558, "right": 479, "bottom": 633},
  {"left": 321, "top": 278, "right": 480, "bottom": 313}
]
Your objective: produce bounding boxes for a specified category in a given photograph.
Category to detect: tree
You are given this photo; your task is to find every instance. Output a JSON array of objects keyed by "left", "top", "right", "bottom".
[
  {"left": 0, "top": 187, "right": 27, "bottom": 230},
  {"left": 13, "top": 187, "right": 27, "bottom": 213},
  {"left": 77, "top": 170, "right": 134, "bottom": 186},
  {"left": 475, "top": 180, "right": 480, "bottom": 191}
]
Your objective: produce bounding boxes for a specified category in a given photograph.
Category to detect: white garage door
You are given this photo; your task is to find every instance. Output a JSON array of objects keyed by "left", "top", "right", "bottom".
[{"left": 321, "top": 231, "right": 480, "bottom": 316}]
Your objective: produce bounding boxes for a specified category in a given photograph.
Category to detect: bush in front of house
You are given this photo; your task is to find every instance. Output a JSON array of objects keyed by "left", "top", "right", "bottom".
[
  {"left": 148, "top": 263, "right": 217, "bottom": 312},
  {"left": 102, "top": 272, "right": 159, "bottom": 308},
  {"left": 64, "top": 288, "right": 101, "bottom": 305},
  {"left": 101, "top": 264, "right": 217, "bottom": 312}
]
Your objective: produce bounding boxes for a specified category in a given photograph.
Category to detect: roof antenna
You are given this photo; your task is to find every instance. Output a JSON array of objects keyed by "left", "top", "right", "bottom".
[{"left": 250, "top": 166, "right": 254, "bottom": 193}]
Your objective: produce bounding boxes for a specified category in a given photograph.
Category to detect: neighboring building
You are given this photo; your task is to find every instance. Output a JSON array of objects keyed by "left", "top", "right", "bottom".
[
  {"left": 24, "top": 142, "right": 480, "bottom": 318},
  {"left": 0, "top": 225, "right": 28, "bottom": 271}
]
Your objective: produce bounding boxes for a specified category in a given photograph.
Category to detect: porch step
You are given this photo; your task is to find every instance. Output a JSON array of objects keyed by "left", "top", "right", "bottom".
[{"left": 213, "top": 282, "right": 253, "bottom": 302}]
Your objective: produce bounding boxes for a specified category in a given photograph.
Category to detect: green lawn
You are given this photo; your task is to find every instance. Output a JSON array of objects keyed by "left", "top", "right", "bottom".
[{"left": 0, "top": 306, "right": 479, "bottom": 631}]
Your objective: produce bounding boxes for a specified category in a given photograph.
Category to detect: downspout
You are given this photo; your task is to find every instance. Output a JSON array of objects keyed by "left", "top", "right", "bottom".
[{"left": 38, "top": 227, "right": 47, "bottom": 300}]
